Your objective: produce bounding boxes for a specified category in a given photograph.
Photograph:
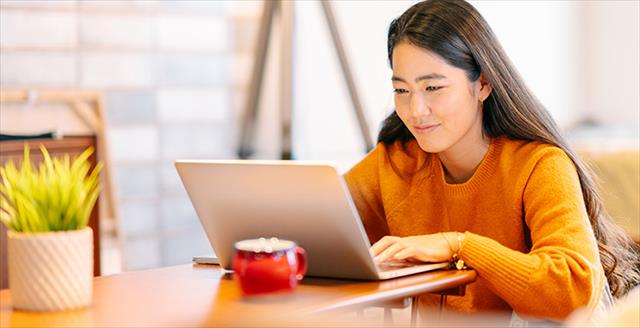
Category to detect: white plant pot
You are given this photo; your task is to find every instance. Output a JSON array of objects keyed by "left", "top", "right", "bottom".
[{"left": 7, "top": 227, "right": 93, "bottom": 312}]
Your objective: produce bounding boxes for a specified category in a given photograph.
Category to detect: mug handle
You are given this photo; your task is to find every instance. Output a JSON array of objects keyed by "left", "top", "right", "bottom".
[{"left": 294, "top": 246, "right": 307, "bottom": 280}]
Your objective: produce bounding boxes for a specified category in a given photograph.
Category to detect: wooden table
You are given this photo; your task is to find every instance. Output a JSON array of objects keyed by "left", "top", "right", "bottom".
[{"left": 0, "top": 264, "right": 476, "bottom": 327}]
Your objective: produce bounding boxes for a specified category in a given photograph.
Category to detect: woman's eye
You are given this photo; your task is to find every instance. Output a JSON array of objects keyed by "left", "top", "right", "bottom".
[
  {"left": 393, "top": 88, "right": 408, "bottom": 94},
  {"left": 426, "top": 86, "right": 443, "bottom": 92}
]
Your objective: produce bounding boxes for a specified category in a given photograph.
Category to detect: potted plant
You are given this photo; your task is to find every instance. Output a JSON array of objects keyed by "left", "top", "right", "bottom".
[{"left": 0, "top": 144, "right": 101, "bottom": 311}]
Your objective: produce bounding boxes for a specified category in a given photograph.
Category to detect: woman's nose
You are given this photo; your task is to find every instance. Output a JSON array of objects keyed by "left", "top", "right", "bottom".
[{"left": 410, "top": 93, "right": 430, "bottom": 117}]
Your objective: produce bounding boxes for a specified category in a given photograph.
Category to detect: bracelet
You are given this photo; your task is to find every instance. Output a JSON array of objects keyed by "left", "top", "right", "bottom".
[
  {"left": 455, "top": 232, "right": 467, "bottom": 270},
  {"left": 440, "top": 232, "right": 467, "bottom": 270}
]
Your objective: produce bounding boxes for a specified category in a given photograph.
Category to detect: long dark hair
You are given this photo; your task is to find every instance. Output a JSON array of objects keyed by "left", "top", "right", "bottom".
[{"left": 381, "top": 0, "right": 639, "bottom": 297}]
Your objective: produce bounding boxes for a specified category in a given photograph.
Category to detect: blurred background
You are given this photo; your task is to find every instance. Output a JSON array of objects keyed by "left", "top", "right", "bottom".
[{"left": 0, "top": 0, "right": 637, "bottom": 275}]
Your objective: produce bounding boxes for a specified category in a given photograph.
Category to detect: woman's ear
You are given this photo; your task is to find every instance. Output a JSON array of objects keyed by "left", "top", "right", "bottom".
[{"left": 478, "top": 73, "right": 492, "bottom": 102}]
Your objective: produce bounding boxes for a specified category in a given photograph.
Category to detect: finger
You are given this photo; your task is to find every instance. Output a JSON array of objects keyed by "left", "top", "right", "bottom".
[
  {"left": 370, "top": 236, "right": 400, "bottom": 256},
  {"left": 374, "top": 242, "right": 405, "bottom": 263},
  {"left": 370, "top": 236, "right": 395, "bottom": 256}
]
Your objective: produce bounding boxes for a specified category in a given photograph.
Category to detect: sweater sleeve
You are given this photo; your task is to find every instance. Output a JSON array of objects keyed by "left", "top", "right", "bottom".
[
  {"left": 458, "top": 148, "right": 604, "bottom": 321},
  {"left": 344, "top": 144, "right": 389, "bottom": 244}
]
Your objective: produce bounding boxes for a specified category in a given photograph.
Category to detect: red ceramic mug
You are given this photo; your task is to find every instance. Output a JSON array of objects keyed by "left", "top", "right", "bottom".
[{"left": 233, "top": 238, "right": 307, "bottom": 296}]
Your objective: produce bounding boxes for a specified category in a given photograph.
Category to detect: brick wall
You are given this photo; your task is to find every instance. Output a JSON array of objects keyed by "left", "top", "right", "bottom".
[{"left": 0, "top": 0, "right": 258, "bottom": 272}]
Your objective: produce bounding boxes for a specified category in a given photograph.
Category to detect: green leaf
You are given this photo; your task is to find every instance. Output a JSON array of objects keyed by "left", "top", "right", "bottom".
[{"left": 0, "top": 145, "right": 102, "bottom": 232}]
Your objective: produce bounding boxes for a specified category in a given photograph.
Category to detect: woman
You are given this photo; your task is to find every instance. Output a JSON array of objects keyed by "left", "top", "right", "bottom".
[{"left": 344, "top": 0, "right": 639, "bottom": 323}]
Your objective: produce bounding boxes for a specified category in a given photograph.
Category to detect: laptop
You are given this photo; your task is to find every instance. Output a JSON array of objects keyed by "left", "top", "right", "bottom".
[{"left": 175, "top": 160, "right": 449, "bottom": 280}]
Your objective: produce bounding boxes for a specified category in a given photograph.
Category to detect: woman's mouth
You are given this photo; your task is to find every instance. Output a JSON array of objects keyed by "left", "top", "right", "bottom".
[{"left": 413, "top": 123, "right": 440, "bottom": 133}]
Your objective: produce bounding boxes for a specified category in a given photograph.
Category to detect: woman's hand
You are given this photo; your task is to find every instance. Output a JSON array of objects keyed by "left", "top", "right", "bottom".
[{"left": 371, "top": 233, "right": 461, "bottom": 263}]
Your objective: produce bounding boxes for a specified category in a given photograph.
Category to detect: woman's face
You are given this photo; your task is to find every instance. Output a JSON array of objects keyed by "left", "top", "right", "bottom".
[{"left": 391, "top": 41, "right": 490, "bottom": 154}]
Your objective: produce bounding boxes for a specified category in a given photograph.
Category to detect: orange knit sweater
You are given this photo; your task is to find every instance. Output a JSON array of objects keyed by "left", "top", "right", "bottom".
[{"left": 344, "top": 137, "right": 605, "bottom": 321}]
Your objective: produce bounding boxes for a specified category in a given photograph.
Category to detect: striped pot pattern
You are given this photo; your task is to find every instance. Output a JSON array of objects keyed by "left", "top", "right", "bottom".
[{"left": 8, "top": 227, "right": 93, "bottom": 311}]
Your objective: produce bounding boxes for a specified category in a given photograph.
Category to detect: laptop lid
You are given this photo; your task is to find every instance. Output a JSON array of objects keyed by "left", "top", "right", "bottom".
[{"left": 175, "top": 160, "right": 382, "bottom": 280}]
